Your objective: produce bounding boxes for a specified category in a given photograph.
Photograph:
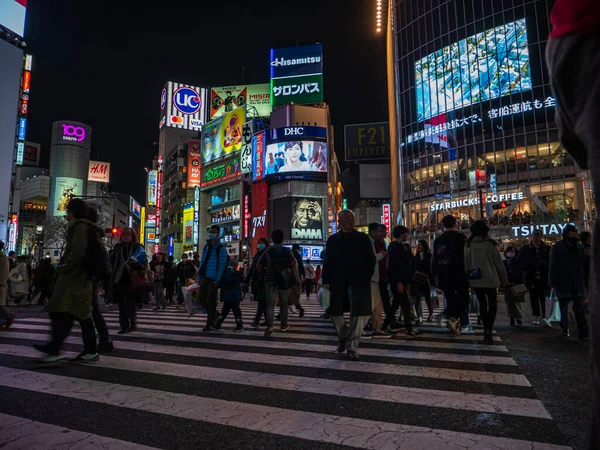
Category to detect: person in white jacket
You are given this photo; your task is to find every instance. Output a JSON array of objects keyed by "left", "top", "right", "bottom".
[
  {"left": 10, "top": 256, "right": 30, "bottom": 305},
  {"left": 0, "top": 241, "right": 15, "bottom": 328},
  {"left": 367, "top": 223, "right": 390, "bottom": 339}
]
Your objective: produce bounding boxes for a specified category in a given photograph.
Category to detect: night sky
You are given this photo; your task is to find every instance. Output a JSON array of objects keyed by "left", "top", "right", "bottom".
[{"left": 23, "top": 0, "right": 387, "bottom": 202}]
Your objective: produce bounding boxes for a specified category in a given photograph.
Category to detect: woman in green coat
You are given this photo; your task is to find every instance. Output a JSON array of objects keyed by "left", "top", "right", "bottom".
[{"left": 35, "top": 199, "right": 98, "bottom": 364}]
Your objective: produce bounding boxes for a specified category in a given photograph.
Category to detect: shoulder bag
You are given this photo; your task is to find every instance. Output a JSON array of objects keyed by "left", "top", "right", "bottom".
[{"left": 464, "top": 245, "right": 482, "bottom": 280}]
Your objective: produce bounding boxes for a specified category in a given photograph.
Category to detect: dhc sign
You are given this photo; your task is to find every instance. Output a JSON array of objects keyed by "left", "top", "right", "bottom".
[{"left": 269, "top": 126, "right": 327, "bottom": 142}]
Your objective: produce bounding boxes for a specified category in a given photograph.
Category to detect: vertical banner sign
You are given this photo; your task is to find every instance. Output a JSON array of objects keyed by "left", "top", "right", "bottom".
[
  {"left": 187, "top": 140, "right": 201, "bottom": 188},
  {"left": 251, "top": 181, "right": 269, "bottom": 253},
  {"left": 147, "top": 170, "right": 158, "bottom": 206},
  {"left": 252, "top": 130, "right": 265, "bottom": 181},
  {"left": 241, "top": 121, "right": 253, "bottom": 174},
  {"left": 156, "top": 156, "right": 163, "bottom": 238},
  {"left": 244, "top": 194, "right": 250, "bottom": 239},
  {"left": 183, "top": 203, "right": 194, "bottom": 249},
  {"left": 382, "top": 204, "right": 391, "bottom": 236},
  {"left": 8, "top": 214, "right": 18, "bottom": 253},
  {"left": 140, "top": 207, "right": 146, "bottom": 246},
  {"left": 193, "top": 187, "right": 200, "bottom": 252},
  {"left": 15, "top": 54, "right": 32, "bottom": 165}
]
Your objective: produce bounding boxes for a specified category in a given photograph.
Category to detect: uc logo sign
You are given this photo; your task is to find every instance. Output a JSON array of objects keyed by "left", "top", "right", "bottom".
[
  {"left": 173, "top": 86, "right": 201, "bottom": 114},
  {"left": 160, "top": 88, "right": 166, "bottom": 110}
]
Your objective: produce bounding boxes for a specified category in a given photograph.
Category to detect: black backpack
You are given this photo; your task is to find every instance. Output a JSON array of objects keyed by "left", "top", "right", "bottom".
[
  {"left": 269, "top": 247, "right": 297, "bottom": 290},
  {"left": 83, "top": 225, "right": 111, "bottom": 281}
]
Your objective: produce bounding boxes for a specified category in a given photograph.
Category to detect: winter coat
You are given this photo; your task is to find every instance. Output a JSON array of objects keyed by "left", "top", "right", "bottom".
[
  {"left": 221, "top": 268, "right": 243, "bottom": 303},
  {"left": 549, "top": 239, "right": 587, "bottom": 298},
  {"left": 197, "top": 240, "right": 228, "bottom": 283},
  {"left": 504, "top": 256, "right": 523, "bottom": 284},
  {"left": 432, "top": 230, "right": 469, "bottom": 290},
  {"left": 520, "top": 242, "right": 550, "bottom": 288},
  {"left": 245, "top": 250, "right": 267, "bottom": 301},
  {"left": 293, "top": 251, "right": 305, "bottom": 279},
  {"left": 388, "top": 241, "right": 414, "bottom": 286},
  {"left": 176, "top": 261, "right": 196, "bottom": 282},
  {"left": 46, "top": 219, "right": 93, "bottom": 320},
  {"left": 464, "top": 237, "right": 508, "bottom": 289},
  {"left": 369, "top": 236, "right": 385, "bottom": 283},
  {"left": 322, "top": 230, "right": 375, "bottom": 317},
  {"left": 374, "top": 239, "right": 388, "bottom": 281},
  {"left": 413, "top": 251, "right": 433, "bottom": 285},
  {"left": 0, "top": 252, "right": 8, "bottom": 306},
  {"left": 10, "top": 262, "right": 30, "bottom": 295}
]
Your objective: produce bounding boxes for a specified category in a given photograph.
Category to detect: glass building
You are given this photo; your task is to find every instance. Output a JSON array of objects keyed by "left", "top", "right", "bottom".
[{"left": 387, "top": 0, "right": 595, "bottom": 246}]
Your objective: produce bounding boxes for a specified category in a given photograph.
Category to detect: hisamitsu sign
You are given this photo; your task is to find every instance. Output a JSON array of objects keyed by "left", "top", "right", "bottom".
[{"left": 344, "top": 122, "right": 390, "bottom": 162}]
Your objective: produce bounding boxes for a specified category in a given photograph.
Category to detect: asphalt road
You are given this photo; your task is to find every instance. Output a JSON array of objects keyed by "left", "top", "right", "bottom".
[{"left": 0, "top": 297, "right": 586, "bottom": 449}]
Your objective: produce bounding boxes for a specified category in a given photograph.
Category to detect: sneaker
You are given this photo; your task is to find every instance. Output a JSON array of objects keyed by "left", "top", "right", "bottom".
[
  {"left": 415, "top": 318, "right": 423, "bottom": 326},
  {"left": 264, "top": 326, "right": 274, "bottom": 337},
  {"left": 347, "top": 350, "right": 360, "bottom": 361},
  {"left": 460, "top": 325, "right": 476, "bottom": 335},
  {"left": 372, "top": 330, "right": 392, "bottom": 339},
  {"left": 202, "top": 326, "right": 214, "bottom": 332},
  {"left": 542, "top": 318, "right": 552, "bottom": 328},
  {"left": 234, "top": 322, "right": 244, "bottom": 332},
  {"left": 280, "top": 323, "right": 289, "bottom": 331},
  {"left": 362, "top": 329, "right": 373, "bottom": 338},
  {"left": 388, "top": 322, "right": 403, "bottom": 332},
  {"left": 383, "top": 327, "right": 397, "bottom": 335},
  {"left": 35, "top": 355, "right": 66, "bottom": 365},
  {"left": 70, "top": 352, "right": 99, "bottom": 364},
  {"left": 250, "top": 321, "right": 259, "bottom": 328},
  {"left": 405, "top": 329, "right": 419, "bottom": 336},
  {"left": 532, "top": 317, "right": 540, "bottom": 325},
  {"left": 561, "top": 329, "right": 570, "bottom": 337},
  {"left": 97, "top": 341, "right": 114, "bottom": 354}
]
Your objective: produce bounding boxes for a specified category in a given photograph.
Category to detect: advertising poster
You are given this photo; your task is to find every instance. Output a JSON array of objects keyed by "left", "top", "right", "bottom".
[
  {"left": 252, "top": 131, "right": 265, "bottom": 181},
  {"left": 183, "top": 203, "right": 194, "bottom": 248},
  {"left": 53, "top": 177, "right": 83, "bottom": 217},
  {"left": 210, "top": 84, "right": 271, "bottom": 119},
  {"left": 130, "top": 197, "right": 141, "bottom": 218},
  {"left": 344, "top": 122, "right": 390, "bottom": 162},
  {"left": 160, "top": 81, "right": 208, "bottom": 131},
  {"left": 201, "top": 106, "right": 246, "bottom": 165},
  {"left": 264, "top": 141, "right": 327, "bottom": 176},
  {"left": 88, "top": 161, "right": 111, "bottom": 183},
  {"left": 240, "top": 121, "right": 253, "bottom": 175},
  {"left": 201, "top": 156, "right": 240, "bottom": 188},
  {"left": 187, "top": 140, "right": 201, "bottom": 188},
  {"left": 147, "top": 170, "right": 158, "bottom": 206},
  {"left": 23, "top": 141, "right": 40, "bottom": 167},
  {"left": 291, "top": 197, "right": 324, "bottom": 240}
]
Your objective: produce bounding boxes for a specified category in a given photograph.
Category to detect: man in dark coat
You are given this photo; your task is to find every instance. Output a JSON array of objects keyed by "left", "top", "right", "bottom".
[{"left": 322, "top": 210, "right": 375, "bottom": 361}]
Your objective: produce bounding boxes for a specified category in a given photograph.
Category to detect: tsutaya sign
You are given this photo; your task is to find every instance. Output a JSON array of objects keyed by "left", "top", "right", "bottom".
[
  {"left": 430, "top": 191, "right": 525, "bottom": 212},
  {"left": 511, "top": 223, "right": 575, "bottom": 238}
]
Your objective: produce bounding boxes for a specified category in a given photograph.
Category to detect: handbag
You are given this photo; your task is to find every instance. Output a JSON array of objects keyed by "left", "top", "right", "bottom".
[
  {"left": 413, "top": 271, "right": 429, "bottom": 284},
  {"left": 131, "top": 270, "right": 153, "bottom": 293},
  {"left": 8, "top": 268, "right": 23, "bottom": 283},
  {"left": 317, "top": 286, "right": 330, "bottom": 310},
  {"left": 508, "top": 283, "right": 528, "bottom": 299},
  {"left": 548, "top": 299, "right": 561, "bottom": 322},
  {"left": 464, "top": 246, "right": 482, "bottom": 280}
]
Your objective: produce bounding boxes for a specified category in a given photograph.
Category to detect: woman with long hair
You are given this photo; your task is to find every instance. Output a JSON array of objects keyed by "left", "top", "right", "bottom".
[
  {"left": 245, "top": 237, "right": 270, "bottom": 328},
  {"left": 280, "top": 141, "right": 312, "bottom": 173},
  {"left": 109, "top": 227, "right": 148, "bottom": 334},
  {"left": 465, "top": 221, "right": 508, "bottom": 344},
  {"left": 504, "top": 246, "right": 525, "bottom": 326},
  {"left": 413, "top": 239, "right": 434, "bottom": 323}
]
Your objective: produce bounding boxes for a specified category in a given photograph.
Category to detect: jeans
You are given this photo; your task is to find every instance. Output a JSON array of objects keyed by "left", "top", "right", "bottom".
[
  {"left": 154, "top": 280, "right": 166, "bottom": 308},
  {"left": 474, "top": 288, "right": 498, "bottom": 332},
  {"left": 48, "top": 311, "right": 97, "bottom": 355},
  {"left": 331, "top": 315, "right": 370, "bottom": 353},
  {"left": 558, "top": 296, "right": 589, "bottom": 337},
  {"left": 413, "top": 282, "right": 433, "bottom": 319},
  {"left": 199, "top": 278, "right": 218, "bottom": 328},
  {"left": 443, "top": 285, "right": 470, "bottom": 320},
  {"left": 265, "top": 282, "right": 289, "bottom": 327},
  {"left": 219, "top": 302, "right": 242, "bottom": 322},
  {"left": 92, "top": 283, "right": 110, "bottom": 344},
  {"left": 370, "top": 281, "right": 383, "bottom": 332},
  {"left": 529, "top": 283, "right": 548, "bottom": 318},
  {"left": 114, "top": 278, "right": 136, "bottom": 331}
]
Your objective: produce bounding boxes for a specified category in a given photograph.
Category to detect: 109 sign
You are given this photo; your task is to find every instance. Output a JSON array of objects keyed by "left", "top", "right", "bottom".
[
  {"left": 173, "top": 86, "right": 201, "bottom": 114},
  {"left": 62, "top": 124, "right": 86, "bottom": 142}
]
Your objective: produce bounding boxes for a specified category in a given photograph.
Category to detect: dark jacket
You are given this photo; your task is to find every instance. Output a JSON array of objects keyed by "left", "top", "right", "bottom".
[
  {"left": 388, "top": 241, "right": 415, "bottom": 286},
  {"left": 549, "top": 239, "right": 587, "bottom": 298},
  {"left": 504, "top": 255, "right": 523, "bottom": 284},
  {"left": 221, "top": 268, "right": 243, "bottom": 303},
  {"left": 583, "top": 242, "right": 591, "bottom": 290},
  {"left": 245, "top": 249, "right": 267, "bottom": 299},
  {"left": 432, "top": 230, "right": 468, "bottom": 290},
  {"left": 176, "top": 260, "right": 196, "bottom": 282},
  {"left": 293, "top": 250, "right": 305, "bottom": 279},
  {"left": 258, "top": 245, "right": 295, "bottom": 284},
  {"left": 520, "top": 242, "right": 551, "bottom": 288},
  {"left": 322, "top": 230, "right": 375, "bottom": 317},
  {"left": 374, "top": 239, "right": 388, "bottom": 281},
  {"left": 413, "top": 250, "right": 432, "bottom": 284}
]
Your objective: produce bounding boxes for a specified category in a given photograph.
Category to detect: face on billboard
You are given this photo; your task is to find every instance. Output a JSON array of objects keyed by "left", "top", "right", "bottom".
[
  {"left": 264, "top": 141, "right": 327, "bottom": 176},
  {"left": 210, "top": 84, "right": 271, "bottom": 119},
  {"left": 53, "top": 177, "right": 83, "bottom": 217},
  {"left": 162, "top": 82, "right": 207, "bottom": 131},
  {"left": 291, "top": 198, "right": 323, "bottom": 240},
  {"left": 201, "top": 106, "right": 246, "bottom": 165},
  {"left": 0, "top": 0, "right": 27, "bottom": 37}
]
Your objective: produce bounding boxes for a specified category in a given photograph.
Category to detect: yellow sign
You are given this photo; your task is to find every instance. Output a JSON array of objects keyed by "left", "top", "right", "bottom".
[{"left": 140, "top": 206, "right": 146, "bottom": 246}]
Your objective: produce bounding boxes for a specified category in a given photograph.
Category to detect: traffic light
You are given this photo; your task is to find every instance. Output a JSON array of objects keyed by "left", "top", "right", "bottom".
[
  {"left": 112, "top": 228, "right": 118, "bottom": 235},
  {"left": 104, "top": 228, "right": 119, "bottom": 235}
]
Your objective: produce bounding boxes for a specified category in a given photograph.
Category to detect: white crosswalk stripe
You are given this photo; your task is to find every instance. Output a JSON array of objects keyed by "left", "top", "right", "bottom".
[{"left": 0, "top": 300, "right": 572, "bottom": 449}]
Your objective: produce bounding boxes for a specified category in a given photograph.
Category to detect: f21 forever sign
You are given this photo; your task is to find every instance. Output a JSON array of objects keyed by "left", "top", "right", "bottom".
[{"left": 270, "top": 44, "right": 323, "bottom": 107}]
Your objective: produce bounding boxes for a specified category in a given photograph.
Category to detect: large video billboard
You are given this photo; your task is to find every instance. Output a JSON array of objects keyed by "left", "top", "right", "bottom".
[
  {"left": 200, "top": 105, "right": 246, "bottom": 165},
  {"left": 264, "top": 141, "right": 328, "bottom": 176},
  {"left": 270, "top": 44, "right": 324, "bottom": 106},
  {"left": 160, "top": 81, "right": 208, "bottom": 131},
  {"left": 0, "top": 0, "right": 27, "bottom": 37},
  {"left": 415, "top": 18, "right": 531, "bottom": 122},
  {"left": 53, "top": 177, "right": 83, "bottom": 217},
  {"left": 210, "top": 84, "right": 271, "bottom": 119},
  {"left": 291, "top": 197, "right": 324, "bottom": 240},
  {"left": 147, "top": 170, "right": 158, "bottom": 206}
]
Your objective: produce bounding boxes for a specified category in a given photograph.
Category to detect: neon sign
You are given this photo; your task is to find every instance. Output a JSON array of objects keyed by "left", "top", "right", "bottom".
[
  {"left": 62, "top": 124, "right": 86, "bottom": 142},
  {"left": 201, "top": 157, "right": 241, "bottom": 188}
]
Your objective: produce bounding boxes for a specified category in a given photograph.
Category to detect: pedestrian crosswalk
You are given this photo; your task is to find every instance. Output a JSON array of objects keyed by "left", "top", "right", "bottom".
[{"left": 0, "top": 300, "right": 571, "bottom": 449}]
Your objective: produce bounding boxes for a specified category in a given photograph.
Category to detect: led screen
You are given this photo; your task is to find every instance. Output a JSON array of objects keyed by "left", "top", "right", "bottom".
[
  {"left": 415, "top": 18, "right": 531, "bottom": 122},
  {"left": 0, "top": 0, "right": 27, "bottom": 37},
  {"left": 263, "top": 141, "right": 327, "bottom": 176}
]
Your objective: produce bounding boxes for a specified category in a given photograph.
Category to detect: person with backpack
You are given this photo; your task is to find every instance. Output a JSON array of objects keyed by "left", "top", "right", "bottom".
[
  {"left": 245, "top": 237, "right": 269, "bottom": 328},
  {"left": 214, "top": 259, "right": 244, "bottom": 332},
  {"left": 258, "top": 229, "right": 297, "bottom": 337},
  {"left": 87, "top": 205, "right": 113, "bottom": 353},
  {"left": 197, "top": 224, "right": 229, "bottom": 332},
  {"left": 34, "top": 198, "right": 98, "bottom": 364},
  {"left": 176, "top": 253, "right": 196, "bottom": 307},
  {"left": 432, "top": 215, "right": 470, "bottom": 337}
]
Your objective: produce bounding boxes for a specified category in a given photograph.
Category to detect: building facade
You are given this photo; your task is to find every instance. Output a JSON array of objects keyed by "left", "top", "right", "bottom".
[{"left": 387, "top": 0, "right": 595, "bottom": 246}]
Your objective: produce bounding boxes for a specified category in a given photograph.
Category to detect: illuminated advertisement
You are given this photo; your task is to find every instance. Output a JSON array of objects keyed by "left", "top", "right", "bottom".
[
  {"left": 7, "top": 214, "right": 18, "bottom": 253},
  {"left": 201, "top": 106, "right": 246, "bottom": 165},
  {"left": 22, "top": 141, "right": 40, "bottom": 167},
  {"left": 146, "top": 213, "right": 157, "bottom": 228},
  {"left": 344, "top": 122, "right": 390, "bottom": 162},
  {"left": 130, "top": 197, "right": 141, "bottom": 218},
  {"left": 291, "top": 197, "right": 323, "bottom": 240},
  {"left": 243, "top": 194, "right": 250, "bottom": 240},
  {"left": 201, "top": 156, "right": 241, "bottom": 188},
  {"left": 183, "top": 203, "right": 194, "bottom": 248},
  {"left": 187, "top": 139, "right": 201, "bottom": 188},
  {"left": 18, "top": 117, "right": 26, "bottom": 140},
  {"left": 210, "top": 84, "right": 271, "bottom": 119},
  {"left": 252, "top": 131, "right": 265, "bottom": 181},
  {"left": 1, "top": 0, "right": 27, "bottom": 37},
  {"left": 264, "top": 141, "right": 327, "bottom": 176},
  {"left": 211, "top": 204, "right": 241, "bottom": 224},
  {"left": 285, "top": 244, "right": 324, "bottom": 262},
  {"left": 147, "top": 170, "right": 158, "bottom": 206},
  {"left": 146, "top": 228, "right": 156, "bottom": 242},
  {"left": 270, "top": 44, "right": 324, "bottom": 106},
  {"left": 140, "top": 207, "right": 146, "bottom": 246},
  {"left": 381, "top": 204, "right": 391, "bottom": 236},
  {"left": 88, "top": 161, "right": 110, "bottom": 183},
  {"left": 193, "top": 187, "right": 199, "bottom": 251},
  {"left": 415, "top": 18, "right": 531, "bottom": 122},
  {"left": 240, "top": 121, "right": 253, "bottom": 175},
  {"left": 51, "top": 121, "right": 92, "bottom": 149},
  {"left": 15, "top": 142, "right": 24, "bottom": 165},
  {"left": 160, "top": 81, "right": 208, "bottom": 131},
  {"left": 250, "top": 181, "right": 269, "bottom": 252},
  {"left": 53, "top": 177, "right": 83, "bottom": 217},
  {"left": 156, "top": 155, "right": 163, "bottom": 235}
]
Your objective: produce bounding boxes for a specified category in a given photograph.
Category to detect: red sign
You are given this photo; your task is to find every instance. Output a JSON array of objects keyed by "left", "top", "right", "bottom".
[
  {"left": 244, "top": 194, "right": 250, "bottom": 239},
  {"left": 187, "top": 139, "right": 201, "bottom": 188},
  {"left": 19, "top": 99, "right": 28, "bottom": 116},
  {"left": 254, "top": 132, "right": 264, "bottom": 181},
  {"left": 250, "top": 181, "right": 269, "bottom": 253},
  {"left": 22, "top": 71, "right": 31, "bottom": 92},
  {"left": 8, "top": 214, "right": 18, "bottom": 253},
  {"left": 382, "top": 204, "right": 391, "bottom": 236}
]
